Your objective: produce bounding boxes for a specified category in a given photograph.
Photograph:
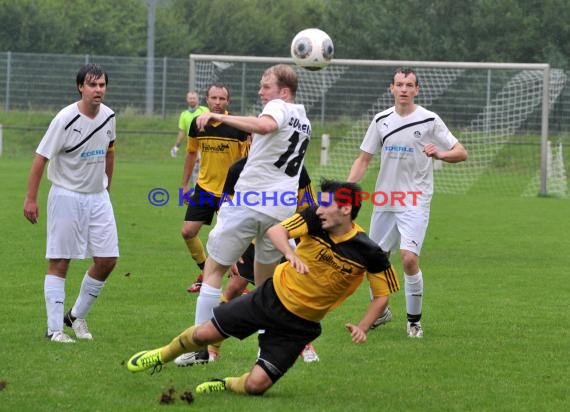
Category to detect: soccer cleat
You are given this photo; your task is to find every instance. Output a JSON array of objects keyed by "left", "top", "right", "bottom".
[
  {"left": 187, "top": 274, "right": 204, "bottom": 293},
  {"left": 370, "top": 306, "right": 393, "bottom": 330},
  {"left": 64, "top": 310, "right": 93, "bottom": 340},
  {"left": 300, "top": 343, "right": 320, "bottom": 363},
  {"left": 207, "top": 348, "right": 219, "bottom": 362},
  {"left": 174, "top": 348, "right": 210, "bottom": 367},
  {"left": 195, "top": 378, "right": 226, "bottom": 394},
  {"left": 46, "top": 331, "right": 75, "bottom": 343},
  {"left": 407, "top": 322, "right": 424, "bottom": 338},
  {"left": 127, "top": 349, "right": 163, "bottom": 373},
  {"left": 170, "top": 146, "right": 179, "bottom": 157}
]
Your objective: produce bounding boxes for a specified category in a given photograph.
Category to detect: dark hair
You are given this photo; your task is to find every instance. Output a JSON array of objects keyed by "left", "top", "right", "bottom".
[
  {"left": 320, "top": 179, "right": 362, "bottom": 220},
  {"left": 264, "top": 64, "right": 298, "bottom": 96},
  {"left": 392, "top": 67, "right": 418, "bottom": 86},
  {"left": 76, "top": 63, "right": 108, "bottom": 94},
  {"left": 206, "top": 82, "right": 230, "bottom": 100}
]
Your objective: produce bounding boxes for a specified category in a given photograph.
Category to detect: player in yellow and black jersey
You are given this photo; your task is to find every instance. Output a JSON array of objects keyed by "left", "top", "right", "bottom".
[
  {"left": 185, "top": 155, "right": 320, "bottom": 365},
  {"left": 180, "top": 83, "right": 250, "bottom": 293},
  {"left": 128, "top": 180, "right": 400, "bottom": 397}
]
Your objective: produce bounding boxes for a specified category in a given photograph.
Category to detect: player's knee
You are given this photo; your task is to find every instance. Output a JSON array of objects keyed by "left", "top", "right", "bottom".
[
  {"left": 99, "top": 257, "right": 117, "bottom": 271},
  {"left": 401, "top": 252, "right": 419, "bottom": 274},
  {"left": 193, "top": 322, "right": 224, "bottom": 347},
  {"left": 181, "top": 227, "right": 198, "bottom": 239},
  {"left": 244, "top": 374, "right": 272, "bottom": 395}
]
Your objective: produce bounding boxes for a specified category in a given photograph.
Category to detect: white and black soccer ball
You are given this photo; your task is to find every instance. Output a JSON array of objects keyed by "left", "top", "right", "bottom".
[{"left": 290, "top": 28, "right": 334, "bottom": 71}]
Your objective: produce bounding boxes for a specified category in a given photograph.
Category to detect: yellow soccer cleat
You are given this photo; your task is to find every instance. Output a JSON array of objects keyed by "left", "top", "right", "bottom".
[
  {"left": 196, "top": 378, "right": 226, "bottom": 394},
  {"left": 127, "top": 349, "right": 163, "bottom": 373}
]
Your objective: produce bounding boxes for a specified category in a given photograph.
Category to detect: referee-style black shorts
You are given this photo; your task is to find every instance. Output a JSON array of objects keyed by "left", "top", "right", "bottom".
[
  {"left": 236, "top": 243, "right": 288, "bottom": 286},
  {"left": 211, "top": 278, "right": 321, "bottom": 382},
  {"left": 183, "top": 185, "right": 220, "bottom": 225},
  {"left": 236, "top": 242, "right": 255, "bottom": 285}
]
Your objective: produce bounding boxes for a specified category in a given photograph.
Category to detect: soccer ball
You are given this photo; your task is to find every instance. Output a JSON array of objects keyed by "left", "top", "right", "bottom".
[{"left": 290, "top": 28, "right": 334, "bottom": 71}]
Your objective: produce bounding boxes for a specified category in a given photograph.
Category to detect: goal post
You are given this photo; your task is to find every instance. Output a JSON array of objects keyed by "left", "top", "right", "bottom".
[{"left": 189, "top": 54, "right": 567, "bottom": 198}]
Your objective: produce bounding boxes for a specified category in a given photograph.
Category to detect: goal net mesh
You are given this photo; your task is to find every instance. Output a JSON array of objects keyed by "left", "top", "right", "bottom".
[{"left": 191, "top": 56, "right": 568, "bottom": 197}]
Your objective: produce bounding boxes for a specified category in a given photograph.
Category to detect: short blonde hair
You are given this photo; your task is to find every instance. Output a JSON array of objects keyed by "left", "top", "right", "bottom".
[{"left": 263, "top": 64, "right": 298, "bottom": 96}]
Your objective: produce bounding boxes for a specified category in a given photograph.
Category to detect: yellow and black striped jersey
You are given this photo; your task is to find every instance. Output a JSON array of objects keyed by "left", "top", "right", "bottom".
[
  {"left": 187, "top": 112, "right": 249, "bottom": 196},
  {"left": 273, "top": 207, "right": 399, "bottom": 322}
]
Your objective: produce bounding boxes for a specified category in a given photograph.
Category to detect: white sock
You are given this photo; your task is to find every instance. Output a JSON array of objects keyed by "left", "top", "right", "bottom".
[
  {"left": 195, "top": 283, "right": 222, "bottom": 324},
  {"left": 71, "top": 272, "right": 105, "bottom": 319},
  {"left": 405, "top": 271, "right": 423, "bottom": 323},
  {"left": 45, "top": 275, "right": 65, "bottom": 335}
]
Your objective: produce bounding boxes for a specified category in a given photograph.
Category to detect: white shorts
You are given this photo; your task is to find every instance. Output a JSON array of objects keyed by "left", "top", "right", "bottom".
[
  {"left": 369, "top": 208, "right": 430, "bottom": 255},
  {"left": 206, "top": 204, "right": 282, "bottom": 265},
  {"left": 46, "top": 185, "right": 119, "bottom": 260}
]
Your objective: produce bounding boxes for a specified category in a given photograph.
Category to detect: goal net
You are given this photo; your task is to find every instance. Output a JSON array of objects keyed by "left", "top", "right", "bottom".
[{"left": 190, "top": 55, "right": 568, "bottom": 198}]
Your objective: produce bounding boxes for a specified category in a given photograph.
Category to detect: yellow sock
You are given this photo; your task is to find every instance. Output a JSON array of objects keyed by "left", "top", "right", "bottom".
[
  {"left": 225, "top": 372, "right": 250, "bottom": 394},
  {"left": 160, "top": 325, "right": 200, "bottom": 362},
  {"left": 185, "top": 236, "right": 206, "bottom": 267}
]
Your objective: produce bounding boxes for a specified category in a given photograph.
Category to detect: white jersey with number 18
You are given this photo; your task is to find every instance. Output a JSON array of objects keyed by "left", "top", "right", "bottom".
[{"left": 234, "top": 99, "right": 311, "bottom": 220}]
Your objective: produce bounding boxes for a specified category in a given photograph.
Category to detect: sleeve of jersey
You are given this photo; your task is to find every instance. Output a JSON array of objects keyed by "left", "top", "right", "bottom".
[
  {"left": 365, "top": 242, "right": 400, "bottom": 297},
  {"left": 360, "top": 117, "right": 382, "bottom": 154},
  {"left": 280, "top": 207, "right": 320, "bottom": 239},
  {"left": 367, "top": 264, "right": 400, "bottom": 298},
  {"left": 178, "top": 112, "right": 186, "bottom": 131},
  {"left": 434, "top": 115, "right": 458, "bottom": 149},
  {"left": 261, "top": 100, "right": 287, "bottom": 128},
  {"left": 186, "top": 120, "right": 199, "bottom": 153},
  {"left": 36, "top": 117, "right": 64, "bottom": 159}
]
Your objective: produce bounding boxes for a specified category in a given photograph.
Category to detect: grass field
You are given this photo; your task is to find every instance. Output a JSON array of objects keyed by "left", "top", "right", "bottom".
[{"left": 1, "top": 113, "right": 569, "bottom": 411}]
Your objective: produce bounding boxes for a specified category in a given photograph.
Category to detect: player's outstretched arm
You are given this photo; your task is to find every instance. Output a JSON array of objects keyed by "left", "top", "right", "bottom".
[{"left": 266, "top": 224, "right": 309, "bottom": 274}]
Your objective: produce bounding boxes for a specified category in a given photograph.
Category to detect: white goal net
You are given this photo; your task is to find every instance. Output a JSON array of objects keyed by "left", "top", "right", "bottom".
[{"left": 190, "top": 55, "right": 569, "bottom": 198}]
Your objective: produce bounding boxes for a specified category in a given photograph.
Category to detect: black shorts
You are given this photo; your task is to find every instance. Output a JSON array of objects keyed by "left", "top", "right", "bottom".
[
  {"left": 212, "top": 278, "right": 321, "bottom": 383},
  {"left": 236, "top": 243, "right": 287, "bottom": 286},
  {"left": 236, "top": 243, "right": 255, "bottom": 285},
  {"left": 183, "top": 185, "right": 220, "bottom": 225}
]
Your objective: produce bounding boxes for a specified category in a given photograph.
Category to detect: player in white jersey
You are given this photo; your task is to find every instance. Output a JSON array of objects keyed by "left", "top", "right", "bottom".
[
  {"left": 23, "top": 63, "right": 119, "bottom": 344},
  {"left": 189, "top": 64, "right": 311, "bottom": 354},
  {"left": 348, "top": 67, "right": 467, "bottom": 338}
]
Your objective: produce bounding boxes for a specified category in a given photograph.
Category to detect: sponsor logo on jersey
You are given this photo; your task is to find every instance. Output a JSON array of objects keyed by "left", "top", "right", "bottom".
[
  {"left": 383, "top": 145, "right": 414, "bottom": 153},
  {"left": 202, "top": 143, "right": 230, "bottom": 152},
  {"left": 80, "top": 149, "right": 107, "bottom": 158},
  {"left": 316, "top": 249, "right": 353, "bottom": 275}
]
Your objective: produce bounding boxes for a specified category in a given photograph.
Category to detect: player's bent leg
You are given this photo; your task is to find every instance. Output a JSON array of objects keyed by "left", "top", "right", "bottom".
[
  {"left": 201, "top": 257, "right": 230, "bottom": 289},
  {"left": 173, "top": 322, "right": 225, "bottom": 366},
  {"left": 224, "top": 275, "right": 250, "bottom": 301},
  {"left": 243, "top": 364, "right": 274, "bottom": 395},
  {"left": 89, "top": 256, "right": 117, "bottom": 281},
  {"left": 196, "top": 366, "right": 273, "bottom": 396},
  {"left": 128, "top": 323, "right": 224, "bottom": 373}
]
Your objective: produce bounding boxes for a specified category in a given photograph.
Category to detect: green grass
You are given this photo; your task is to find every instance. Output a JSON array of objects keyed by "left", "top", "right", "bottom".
[{"left": 1, "top": 113, "right": 570, "bottom": 411}]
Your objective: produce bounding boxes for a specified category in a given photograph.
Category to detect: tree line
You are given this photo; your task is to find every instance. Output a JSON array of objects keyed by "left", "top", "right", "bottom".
[{"left": 1, "top": 0, "right": 569, "bottom": 69}]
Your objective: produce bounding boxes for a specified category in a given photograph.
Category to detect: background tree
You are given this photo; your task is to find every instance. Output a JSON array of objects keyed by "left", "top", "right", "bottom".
[{"left": 0, "top": 0, "right": 569, "bottom": 68}]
